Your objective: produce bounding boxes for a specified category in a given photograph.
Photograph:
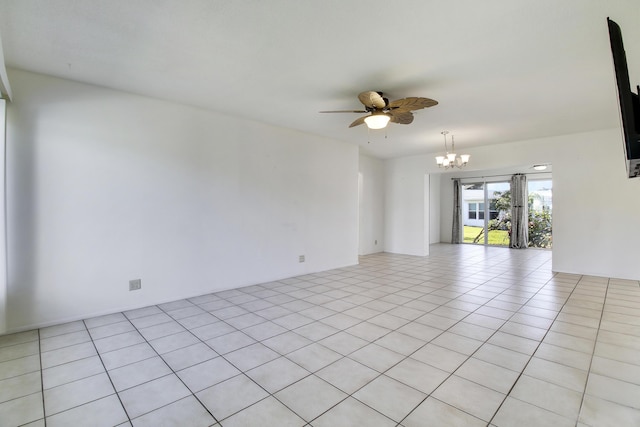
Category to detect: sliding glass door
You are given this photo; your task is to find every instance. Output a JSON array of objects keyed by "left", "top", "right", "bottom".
[
  {"left": 486, "top": 182, "right": 510, "bottom": 246},
  {"left": 461, "top": 178, "right": 552, "bottom": 248},
  {"left": 462, "top": 182, "right": 510, "bottom": 246},
  {"left": 528, "top": 179, "right": 553, "bottom": 248},
  {"left": 462, "top": 183, "right": 484, "bottom": 244}
]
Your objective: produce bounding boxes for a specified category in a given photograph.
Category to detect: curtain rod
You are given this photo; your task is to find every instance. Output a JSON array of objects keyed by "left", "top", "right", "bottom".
[{"left": 451, "top": 171, "right": 551, "bottom": 180}]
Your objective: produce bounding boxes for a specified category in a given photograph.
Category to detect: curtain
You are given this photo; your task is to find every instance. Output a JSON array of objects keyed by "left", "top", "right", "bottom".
[
  {"left": 452, "top": 179, "right": 462, "bottom": 244},
  {"left": 510, "top": 173, "right": 528, "bottom": 248}
]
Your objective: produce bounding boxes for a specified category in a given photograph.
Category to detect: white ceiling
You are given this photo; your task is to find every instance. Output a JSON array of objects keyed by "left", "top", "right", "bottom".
[{"left": 0, "top": 0, "right": 638, "bottom": 159}]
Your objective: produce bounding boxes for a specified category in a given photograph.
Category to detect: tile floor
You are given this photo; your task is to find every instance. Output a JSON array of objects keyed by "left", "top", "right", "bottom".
[{"left": 1, "top": 244, "right": 640, "bottom": 426}]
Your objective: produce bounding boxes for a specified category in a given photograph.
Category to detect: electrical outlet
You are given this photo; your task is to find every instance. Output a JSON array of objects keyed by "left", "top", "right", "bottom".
[
  {"left": 299, "top": 255, "right": 305, "bottom": 263},
  {"left": 375, "top": 240, "right": 377, "bottom": 245},
  {"left": 129, "top": 279, "right": 142, "bottom": 291}
]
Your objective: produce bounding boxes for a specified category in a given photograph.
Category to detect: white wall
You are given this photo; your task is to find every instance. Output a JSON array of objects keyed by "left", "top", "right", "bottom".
[
  {"left": 435, "top": 129, "right": 640, "bottom": 280},
  {"left": 5, "top": 69, "right": 359, "bottom": 332},
  {"left": 358, "top": 153, "right": 384, "bottom": 255},
  {"left": 384, "top": 156, "right": 429, "bottom": 256},
  {"left": 551, "top": 132, "right": 640, "bottom": 279},
  {"left": 0, "top": 99, "right": 6, "bottom": 333},
  {"left": 0, "top": 32, "right": 11, "bottom": 100},
  {"left": 429, "top": 173, "right": 441, "bottom": 244},
  {"left": 361, "top": 154, "right": 441, "bottom": 252}
]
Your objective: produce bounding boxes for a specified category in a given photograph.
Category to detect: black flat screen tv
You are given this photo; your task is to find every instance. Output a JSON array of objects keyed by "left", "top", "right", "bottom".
[{"left": 607, "top": 18, "right": 640, "bottom": 178}]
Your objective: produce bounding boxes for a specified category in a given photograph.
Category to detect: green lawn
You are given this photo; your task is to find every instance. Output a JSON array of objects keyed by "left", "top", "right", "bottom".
[{"left": 464, "top": 226, "right": 509, "bottom": 245}]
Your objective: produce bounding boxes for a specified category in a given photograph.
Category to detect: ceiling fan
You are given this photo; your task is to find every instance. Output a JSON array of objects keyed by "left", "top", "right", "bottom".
[{"left": 320, "top": 91, "right": 438, "bottom": 129}]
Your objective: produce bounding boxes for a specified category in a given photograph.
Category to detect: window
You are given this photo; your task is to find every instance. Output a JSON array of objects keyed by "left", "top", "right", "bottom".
[{"left": 468, "top": 202, "right": 484, "bottom": 220}]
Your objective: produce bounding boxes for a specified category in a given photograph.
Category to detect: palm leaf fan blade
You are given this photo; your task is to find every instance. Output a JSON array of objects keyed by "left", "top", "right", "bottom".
[
  {"left": 349, "top": 116, "right": 368, "bottom": 128},
  {"left": 319, "top": 110, "right": 368, "bottom": 113},
  {"left": 388, "top": 110, "right": 414, "bottom": 125},
  {"left": 388, "top": 97, "right": 438, "bottom": 111}
]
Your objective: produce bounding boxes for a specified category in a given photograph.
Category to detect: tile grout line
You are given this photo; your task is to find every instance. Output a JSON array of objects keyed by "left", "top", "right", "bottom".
[
  {"left": 33, "top": 321, "right": 131, "bottom": 424},
  {"left": 573, "top": 277, "right": 611, "bottom": 423},
  {"left": 275, "top": 255, "right": 550, "bottom": 425},
  {"left": 116, "top": 310, "right": 221, "bottom": 426},
  {"left": 224, "top": 290, "right": 395, "bottom": 424},
  {"left": 175, "top": 286, "right": 403, "bottom": 424},
  {"left": 393, "top": 269, "right": 565, "bottom": 425},
  {"left": 155, "top": 300, "right": 360, "bottom": 426},
  {"left": 117, "top": 299, "right": 310, "bottom": 423},
  {"left": 37, "top": 328, "right": 47, "bottom": 427},
  {"left": 160, "top": 293, "right": 376, "bottom": 424},
  {"left": 285, "top": 271, "right": 452, "bottom": 426},
  {"left": 80, "top": 319, "right": 133, "bottom": 426},
  {"left": 305, "top": 250, "right": 552, "bottom": 423},
  {"left": 383, "top": 265, "right": 576, "bottom": 424},
  {"left": 351, "top": 251, "right": 616, "bottom": 424},
  {"left": 196, "top": 278, "right": 396, "bottom": 423},
  {"left": 485, "top": 274, "right": 587, "bottom": 425}
]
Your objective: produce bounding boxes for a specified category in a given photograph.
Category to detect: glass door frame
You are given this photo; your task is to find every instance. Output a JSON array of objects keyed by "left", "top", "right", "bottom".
[{"left": 461, "top": 179, "right": 510, "bottom": 247}]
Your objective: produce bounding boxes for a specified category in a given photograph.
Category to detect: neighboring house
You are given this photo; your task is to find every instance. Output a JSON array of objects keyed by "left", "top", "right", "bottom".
[
  {"left": 461, "top": 188, "right": 503, "bottom": 227},
  {"left": 462, "top": 188, "right": 552, "bottom": 227},
  {"left": 462, "top": 189, "right": 485, "bottom": 227}
]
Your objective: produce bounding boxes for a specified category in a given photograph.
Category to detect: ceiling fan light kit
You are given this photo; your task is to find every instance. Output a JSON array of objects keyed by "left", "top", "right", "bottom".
[
  {"left": 364, "top": 113, "right": 391, "bottom": 129},
  {"left": 435, "top": 131, "right": 470, "bottom": 169}
]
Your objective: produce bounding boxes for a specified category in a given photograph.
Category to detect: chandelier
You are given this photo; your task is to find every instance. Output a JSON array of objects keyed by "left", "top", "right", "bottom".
[{"left": 435, "top": 131, "right": 470, "bottom": 169}]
